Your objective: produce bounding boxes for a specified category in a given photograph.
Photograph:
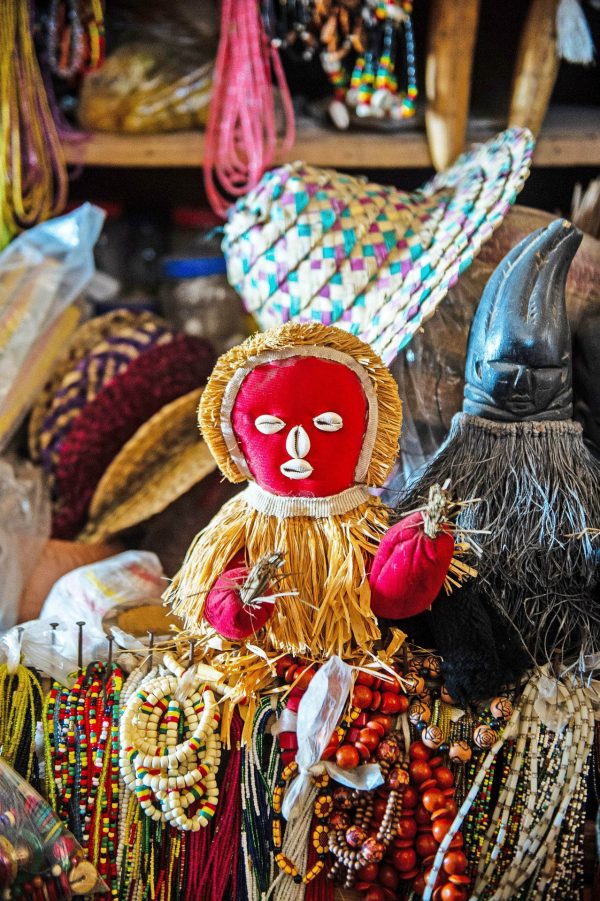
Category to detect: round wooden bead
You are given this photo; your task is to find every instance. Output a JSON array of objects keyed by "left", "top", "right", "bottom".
[
  {"left": 409, "top": 701, "right": 431, "bottom": 725},
  {"left": 473, "top": 725, "right": 498, "bottom": 750},
  {"left": 361, "top": 838, "right": 386, "bottom": 863},
  {"left": 448, "top": 740, "right": 472, "bottom": 763},
  {"left": 346, "top": 825, "right": 368, "bottom": 847},
  {"left": 490, "top": 696, "right": 513, "bottom": 720},
  {"left": 352, "top": 684, "right": 374, "bottom": 710},
  {"left": 335, "top": 744, "right": 360, "bottom": 769},
  {"left": 403, "top": 673, "right": 426, "bottom": 696},
  {"left": 332, "top": 787, "right": 354, "bottom": 809},
  {"left": 421, "top": 655, "right": 442, "bottom": 677},
  {"left": 377, "top": 738, "right": 400, "bottom": 763},
  {"left": 421, "top": 724, "right": 444, "bottom": 750},
  {"left": 440, "top": 684, "right": 456, "bottom": 705},
  {"left": 329, "top": 811, "right": 350, "bottom": 829}
]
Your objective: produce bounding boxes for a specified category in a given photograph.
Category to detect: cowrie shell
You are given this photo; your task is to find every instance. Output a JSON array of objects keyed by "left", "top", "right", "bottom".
[
  {"left": 286, "top": 425, "right": 311, "bottom": 459},
  {"left": 280, "top": 459, "right": 313, "bottom": 480},
  {"left": 313, "top": 412, "right": 343, "bottom": 432},
  {"left": 255, "top": 414, "right": 285, "bottom": 434}
]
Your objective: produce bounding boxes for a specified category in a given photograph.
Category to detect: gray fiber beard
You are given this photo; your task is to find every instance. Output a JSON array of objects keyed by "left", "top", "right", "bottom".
[{"left": 397, "top": 412, "right": 600, "bottom": 671}]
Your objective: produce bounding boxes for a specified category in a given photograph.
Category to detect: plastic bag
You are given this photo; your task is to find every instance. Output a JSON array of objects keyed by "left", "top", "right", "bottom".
[
  {"left": 38, "top": 550, "right": 166, "bottom": 665},
  {"left": 0, "top": 459, "right": 51, "bottom": 632},
  {"left": 0, "top": 204, "right": 104, "bottom": 450},
  {"left": 0, "top": 758, "right": 106, "bottom": 897},
  {"left": 78, "top": 43, "right": 212, "bottom": 133}
]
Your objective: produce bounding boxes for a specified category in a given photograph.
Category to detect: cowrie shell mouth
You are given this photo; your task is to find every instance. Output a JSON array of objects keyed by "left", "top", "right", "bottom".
[{"left": 280, "top": 459, "right": 314, "bottom": 480}]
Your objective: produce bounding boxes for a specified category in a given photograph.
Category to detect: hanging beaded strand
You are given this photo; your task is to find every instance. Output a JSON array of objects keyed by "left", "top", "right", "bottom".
[
  {"left": 0, "top": 0, "right": 68, "bottom": 247},
  {"left": 45, "top": 660, "right": 123, "bottom": 899},
  {"left": 241, "top": 697, "right": 284, "bottom": 901},
  {"left": 0, "top": 661, "right": 43, "bottom": 791}
]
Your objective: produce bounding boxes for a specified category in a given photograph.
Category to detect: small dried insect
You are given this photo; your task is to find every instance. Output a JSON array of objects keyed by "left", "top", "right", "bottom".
[{"left": 239, "top": 551, "right": 286, "bottom": 607}]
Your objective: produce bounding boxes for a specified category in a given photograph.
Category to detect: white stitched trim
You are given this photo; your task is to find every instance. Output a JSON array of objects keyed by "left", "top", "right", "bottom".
[
  {"left": 242, "top": 483, "right": 371, "bottom": 519},
  {"left": 220, "top": 345, "right": 378, "bottom": 482}
]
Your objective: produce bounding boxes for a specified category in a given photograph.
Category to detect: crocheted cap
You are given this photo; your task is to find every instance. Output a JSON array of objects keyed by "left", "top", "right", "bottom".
[
  {"left": 223, "top": 127, "right": 535, "bottom": 365},
  {"left": 198, "top": 321, "right": 402, "bottom": 487},
  {"left": 83, "top": 388, "right": 217, "bottom": 543},
  {"left": 52, "top": 334, "right": 216, "bottom": 539},
  {"left": 28, "top": 309, "right": 169, "bottom": 461}
]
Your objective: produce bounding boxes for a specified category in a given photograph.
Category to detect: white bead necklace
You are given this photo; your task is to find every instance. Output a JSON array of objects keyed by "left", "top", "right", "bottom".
[{"left": 119, "top": 653, "right": 222, "bottom": 831}]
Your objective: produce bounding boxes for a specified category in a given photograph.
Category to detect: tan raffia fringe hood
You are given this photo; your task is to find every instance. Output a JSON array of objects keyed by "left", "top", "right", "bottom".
[{"left": 165, "top": 323, "right": 403, "bottom": 659}]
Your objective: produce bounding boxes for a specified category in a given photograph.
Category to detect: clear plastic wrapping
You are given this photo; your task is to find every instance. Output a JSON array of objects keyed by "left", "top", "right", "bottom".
[
  {"left": 0, "top": 204, "right": 104, "bottom": 450},
  {"left": 78, "top": 44, "right": 213, "bottom": 133},
  {"left": 0, "top": 758, "right": 106, "bottom": 897},
  {"left": 0, "top": 459, "right": 51, "bottom": 632}
]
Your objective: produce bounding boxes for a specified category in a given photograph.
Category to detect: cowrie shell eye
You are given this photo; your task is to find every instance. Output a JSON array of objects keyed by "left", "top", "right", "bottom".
[
  {"left": 313, "top": 412, "right": 343, "bottom": 432},
  {"left": 255, "top": 414, "right": 285, "bottom": 434}
]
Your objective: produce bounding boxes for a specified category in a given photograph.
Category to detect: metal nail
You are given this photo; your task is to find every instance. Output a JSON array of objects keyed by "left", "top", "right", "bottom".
[
  {"left": 147, "top": 632, "right": 155, "bottom": 674},
  {"left": 76, "top": 621, "right": 86, "bottom": 671},
  {"left": 49, "top": 622, "right": 59, "bottom": 647}
]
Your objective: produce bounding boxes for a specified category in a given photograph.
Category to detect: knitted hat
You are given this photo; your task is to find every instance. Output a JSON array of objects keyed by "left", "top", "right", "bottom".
[
  {"left": 223, "top": 128, "right": 535, "bottom": 364},
  {"left": 28, "top": 309, "right": 167, "bottom": 461},
  {"left": 83, "top": 388, "right": 217, "bottom": 543}
]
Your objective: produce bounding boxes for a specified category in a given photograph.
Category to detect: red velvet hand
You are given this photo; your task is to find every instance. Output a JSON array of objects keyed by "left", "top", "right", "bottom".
[
  {"left": 203, "top": 563, "right": 275, "bottom": 641},
  {"left": 369, "top": 511, "right": 455, "bottom": 620}
]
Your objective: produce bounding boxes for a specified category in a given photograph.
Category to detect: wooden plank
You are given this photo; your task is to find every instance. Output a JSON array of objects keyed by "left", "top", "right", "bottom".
[
  {"left": 426, "top": 0, "right": 481, "bottom": 171},
  {"left": 63, "top": 106, "right": 600, "bottom": 170}
]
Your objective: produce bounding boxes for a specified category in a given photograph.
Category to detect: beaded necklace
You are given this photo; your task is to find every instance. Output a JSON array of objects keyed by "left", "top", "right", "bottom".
[
  {"left": 241, "top": 697, "right": 284, "bottom": 901},
  {"left": 45, "top": 661, "right": 122, "bottom": 899},
  {"left": 119, "top": 652, "right": 221, "bottom": 831},
  {"left": 0, "top": 662, "right": 43, "bottom": 790},
  {"left": 0, "top": 0, "right": 67, "bottom": 247}
]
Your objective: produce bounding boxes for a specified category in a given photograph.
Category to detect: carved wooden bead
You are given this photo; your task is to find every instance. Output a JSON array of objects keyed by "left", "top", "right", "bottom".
[
  {"left": 473, "top": 724, "right": 498, "bottom": 750},
  {"left": 448, "top": 740, "right": 471, "bottom": 762},
  {"left": 409, "top": 701, "right": 431, "bottom": 725},
  {"left": 421, "top": 655, "right": 442, "bottom": 677},
  {"left": 332, "top": 787, "right": 354, "bottom": 809},
  {"left": 403, "top": 673, "right": 426, "bottom": 696},
  {"left": 440, "top": 684, "right": 456, "bottom": 705},
  {"left": 490, "top": 696, "right": 513, "bottom": 720},
  {"left": 421, "top": 724, "right": 444, "bottom": 749}
]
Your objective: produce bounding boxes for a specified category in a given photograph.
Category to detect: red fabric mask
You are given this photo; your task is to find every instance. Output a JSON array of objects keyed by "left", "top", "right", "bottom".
[{"left": 231, "top": 356, "right": 368, "bottom": 496}]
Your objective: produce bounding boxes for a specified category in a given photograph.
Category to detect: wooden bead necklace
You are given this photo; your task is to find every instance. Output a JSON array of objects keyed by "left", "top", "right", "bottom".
[
  {"left": 119, "top": 653, "right": 221, "bottom": 832},
  {"left": 271, "top": 760, "right": 332, "bottom": 889},
  {"left": 327, "top": 743, "right": 408, "bottom": 891},
  {"left": 117, "top": 662, "right": 200, "bottom": 901}
]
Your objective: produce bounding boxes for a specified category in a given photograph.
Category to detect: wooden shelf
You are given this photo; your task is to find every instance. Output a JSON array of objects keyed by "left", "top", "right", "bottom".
[{"left": 63, "top": 105, "right": 600, "bottom": 170}]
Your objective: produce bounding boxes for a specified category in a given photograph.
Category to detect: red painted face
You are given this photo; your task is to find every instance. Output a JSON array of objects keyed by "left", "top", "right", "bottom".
[{"left": 231, "top": 356, "right": 369, "bottom": 496}]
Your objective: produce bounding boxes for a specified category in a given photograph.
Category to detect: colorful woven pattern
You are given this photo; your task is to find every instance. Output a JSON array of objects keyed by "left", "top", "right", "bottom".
[{"left": 223, "top": 128, "right": 535, "bottom": 364}]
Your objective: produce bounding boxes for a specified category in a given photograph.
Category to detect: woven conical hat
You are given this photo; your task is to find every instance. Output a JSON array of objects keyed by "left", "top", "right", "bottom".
[{"left": 223, "top": 128, "right": 534, "bottom": 365}]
